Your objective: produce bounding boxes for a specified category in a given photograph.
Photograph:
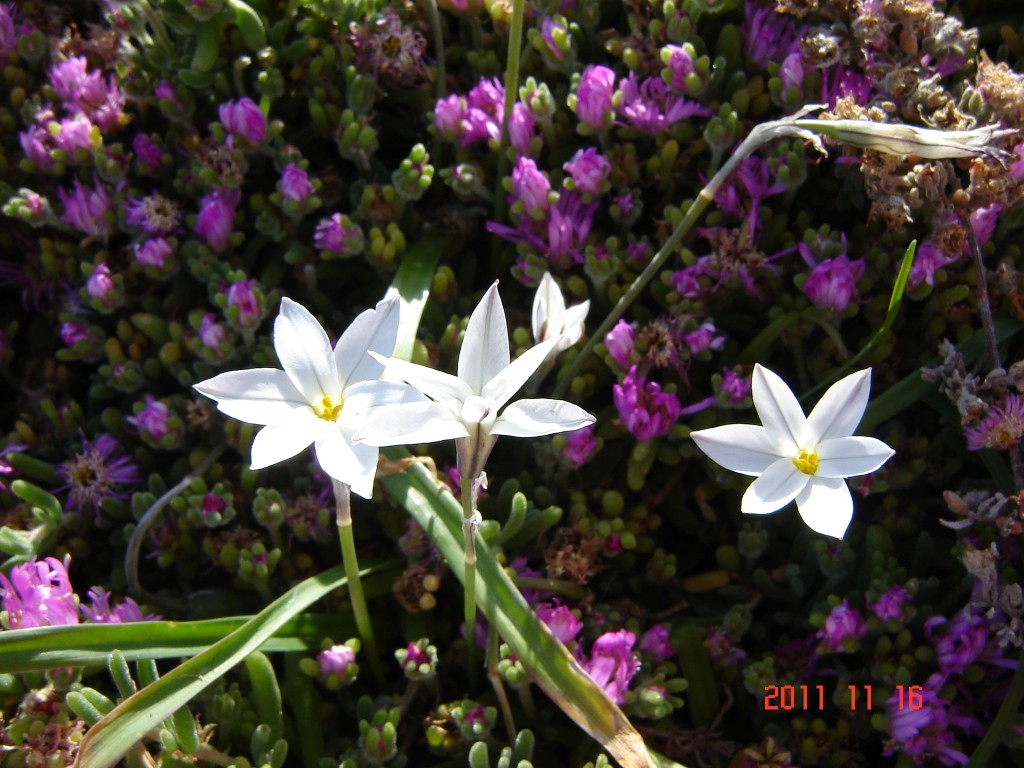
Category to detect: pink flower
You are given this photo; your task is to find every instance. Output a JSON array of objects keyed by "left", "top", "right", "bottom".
[
  {"left": 508, "top": 102, "right": 536, "bottom": 155},
  {"left": 604, "top": 320, "right": 636, "bottom": 368},
  {"left": 86, "top": 262, "right": 117, "bottom": 305},
  {"left": 0, "top": 557, "right": 80, "bottom": 629},
  {"left": 613, "top": 366, "right": 681, "bottom": 441},
  {"left": 199, "top": 313, "right": 226, "bottom": 348},
  {"left": 125, "top": 193, "right": 182, "bottom": 236},
  {"left": 536, "top": 602, "right": 583, "bottom": 645},
  {"left": 583, "top": 629, "right": 641, "bottom": 704},
  {"left": 743, "top": 0, "right": 800, "bottom": 68},
  {"left": 563, "top": 148, "right": 610, "bottom": 196},
  {"left": 720, "top": 368, "right": 751, "bottom": 403},
  {"left": 803, "top": 256, "right": 865, "bottom": 312},
  {"left": 563, "top": 423, "right": 599, "bottom": 466},
  {"left": 58, "top": 178, "right": 113, "bottom": 241},
  {"left": 19, "top": 125, "right": 53, "bottom": 171},
  {"left": 225, "top": 278, "right": 262, "bottom": 329},
  {"left": 683, "top": 322, "right": 725, "bottom": 354},
  {"left": 870, "top": 585, "right": 911, "bottom": 622},
  {"left": 80, "top": 587, "right": 159, "bottom": 623},
  {"left": 195, "top": 189, "right": 239, "bottom": 252},
  {"left": 0, "top": 3, "right": 16, "bottom": 60},
  {"left": 279, "top": 164, "right": 314, "bottom": 204},
  {"left": 511, "top": 156, "right": 551, "bottom": 217},
  {"left": 964, "top": 394, "right": 1024, "bottom": 451},
  {"left": 908, "top": 241, "right": 958, "bottom": 288},
  {"left": 638, "top": 624, "right": 674, "bottom": 663},
  {"left": 128, "top": 396, "right": 181, "bottom": 447},
  {"left": 662, "top": 44, "right": 697, "bottom": 92},
  {"left": 575, "top": 65, "right": 616, "bottom": 131},
  {"left": 53, "top": 114, "right": 95, "bottom": 154},
  {"left": 133, "top": 133, "right": 163, "bottom": 167},
  {"left": 883, "top": 673, "right": 972, "bottom": 766},
  {"left": 318, "top": 644, "right": 357, "bottom": 677},
  {"left": 218, "top": 97, "right": 267, "bottom": 144},
  {"left": 314, "top": 213, "right": 364, "bottom": 257},
  {"left": 970, "top": 204, "right": 1002, "bottom": 246},
  {"left": 817, "top": 600, "right": 866, "bottom": 652},
  {"left": 433, "top": 93, "right": 465, "bottom": 142},
  {"left": 133, "top": 237, "right": 173, "bottom": 269},
  {"left": 617, "top": 73, "right": 710, "bottom": 136}
]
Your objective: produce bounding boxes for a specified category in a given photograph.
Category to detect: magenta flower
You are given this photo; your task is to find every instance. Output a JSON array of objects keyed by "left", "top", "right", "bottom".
[
  {"left": 617, "top": 74, "right": 710, "bottom": 136},
  {"left": 583, "top": 629, "right": 641, "bottom": 705},
  {"left": 0, "top": 557, "right": 80, "bottom": 629},
  {"left": 86, "top": 262, "right": 119, "bottom": 308},
  {"left": 128, "top": 396, "right": 183, "bottom": 449},
  {"left": 536, "top": 602, "right": 584, "bottom": 646},
  {"left": 743, "top": 0, "right": 800, "bottom": 68},
  {"left": 546, "top": 194, "right": 596, "bottom": 268},
  {"left": 279, "top": 164, "right": 314, "bottom": 204},
  {"left": 314, "top": 213, "right": 365, "bottom": 258},
  {"left": 49, "top": 56, "right": 104, "bottom": 109},
  {"left": 720, "top": 368, "right": 751, "bottom": 403},
  {"left": 817, "top": 600, "right": 867, "bottom": 652},
  {"left": 662, "top": 44, "right": 697, "bottom": 92},
  {"left": 562, "top": 423, "right": 599, "bottom": 466},
  {"left": 218, "top": 97, "right": 267, "bottom": 144},
  {"left": 52, "top": 114, "right": 95, "bottom": 154},
  {"left": 970, "top": 204, "right": 1002, "bottom": 246},
  {"left": 604, "top": 320, "right": 636, "bottom": 368},
  {"left": 563, "top": 148, "right": 610, "bottom": 196},
  {"left": 683, "top": 322, "right": 725, "bottom": 355},
  {"left": 199, "top": 313, "right": 227, "bottom": 348},
  {"left": 433, "top": 93, "right": 465, "bottom": 142},
  {"left": 511, "top": 156, "right": 552, "bottom": 218},
  {"left": 133, "top": 237, "right": 174, "bottom": 270},
  {"left": 883, "top": 673, "right": 972, "bottom": 766},
  {"left": 124, "top": 193, "right": 182, "bottom": 236},
  {"left": 57, "top": 434, "right": 140, "bottom": 518},
  {"left": 225, "top": 278, "right": 263, "bottom": 330},
  {"left": 870, "top": 585, "right": 911, "bottom": 622},
  {"left": 508, "top": 102, "right": 536, "bottom": 156},
  {"left": 925, "top": 607, "right": 1017, "bottom": 676},
  {"left": 19, "top": 125, "right": 54, "bottom": 171},
  {"left": 0, "top": 3, "right": 16, "bottom": 60},
  {"left": 195, "top": 189, "right": 239, "bottom": 252},
  {"left": 133, "top": 133, "right": 163, "bottom": 168},
  {"left": 318, "top": 644, "right": 358, "bottom": 683},
  {"left": 58, "top": 178, "right": 113, "bottom": 241},
  {"left": 574, "top": 65, "right": 616, "bottom": 132},
  {"left": 462, "top": 77, "right": 505, "bottom": 145},
  {"left": 613, "top": 366, "right": 681, "bottom": 441},
  {"left": 803, "top": 256, "right": 865, "bottom": 313},
  {"left": 964, "top": 395, "right": 1024, "bottom": 451},
  {"left": 80, "top": 587, "right": 159, "bottom": 623},
  {"left": 638, "top": 624, "right": 674, "bottom": 663},
  {"left": 908, "top": 241, "right": 958, "bottom": 288}
]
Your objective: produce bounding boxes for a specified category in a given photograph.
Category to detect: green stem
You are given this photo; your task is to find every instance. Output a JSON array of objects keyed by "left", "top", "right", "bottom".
[
  {"left": 460, "top": 472, "right": 479, "bottom": 688},
  {"left": 966, "top": 644, "right": 1024, "bottom": 767},
  {"left": 333, "top": 480, "right": 384, "bottom": 685},
  {"left": 487, "top": 622, "right": 516, "bottom": 738},
  {"left": 492, "top": 0, "right": 526, "bottom": 227}
]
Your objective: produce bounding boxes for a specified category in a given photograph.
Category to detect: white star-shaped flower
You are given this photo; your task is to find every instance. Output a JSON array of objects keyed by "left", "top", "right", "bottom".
[
  {"left": 353, "top": 281, "right": 595, "bottom": 479},
  {"left": 690, "top": 364, "right": 894, "bottom": 539},
  {"left": 532, "top": 272, "right": 590, "bottom": 352},
  {"left": 193, "top": 297, "right": 420, "bottom": 498}
]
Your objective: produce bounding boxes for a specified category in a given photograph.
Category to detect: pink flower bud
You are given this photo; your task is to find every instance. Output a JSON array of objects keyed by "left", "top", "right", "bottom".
[
  {"left": 218, "top": 97, "right": 267, "bottom": 144},
  {"left": 279, "top": 164, "right": 314, "bottom": 204},
  {"left": 575, "top": 65, "right": 616, "bottom": 131},
  {"left": 195, "top": 189, "right": 239, "bottom": 253}
]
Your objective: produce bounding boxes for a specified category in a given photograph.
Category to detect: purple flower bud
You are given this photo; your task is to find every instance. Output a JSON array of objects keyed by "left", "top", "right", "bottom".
[
  {"left": 511, "top": 156, "right": 551, "bottom": 216},
  {"left": 563, "top": 148, "right": 610, "bottom": 196},
  {"left": 575, "top": 65, "right": 616, "bottom": 131},
  {"left": 817, "top": 600, "right": 866, "bottom": 652},
  {"left": 970, "top": 204, "right": 1002, "bottom": 246},
  {"left": 199, "top": 313, "right": 226, "bottom": 348},
  {"left": 662, "top": 44, "right": 696, "bottom": 92},
  {"left": 638, "top": 624, "right": 674, "bottom": 663},
  {"left": 683, "top": 322, "right": 725, "bottom": 354},
  {"left": 86, "top": 262, "right": 117, "bottom": 304},
  {"left": 433, "top": 93, "right": 465, "bottom": 142},
  {"left": 195, "top": 189, "right": 239, "bottom": 253},
  {"left": 58, "top": 178, "right": 113, "bottom": 241},
  {"left": 61, "top": 321, "right": 90, "bottom": 347},
  {"left": 318, "top": 644, "right": 357, "bottom": 677},
  {"left": 613, "top": 367, "right": 681, "bottom": 442},
  {"left": 908, "top": 241, "right": 957, "bottom": 289},
  {"left": 133, "top": 133, "right": 163, "bottom": 167},
  {"left": 720, "top": 368, "right": 751, "bottom": 403},
  {"left": 154, "top": 80, "right": 184, "bottom": 110},
  {"left": 0, "top": 557, "right": 80, "bottom": 629},
  {"left": 133, "top": 237, "right": 173, "bottom": 269},
  {"left": 19, "top": 125, "right": 53, "bottom": 171},
  {"left": 508, "top": 102, "right": 536, "bottom": 156},
  {"left": 279, "top": 164, "right": 314, "bottom": 204},
  {"left": 128, "top": 396, "right": 174, "bottom": 441},
  {"left": 563, "top": 423, "right": 599, "bottom": 466},
  {"left": 218, "top": 97, "right": 267, "bottom": 144},
  {"left": 80, "top": 587, "right": 160, "bottom": 623},
  {"left": 779, "top": 51, "right": 804, "bottom": 92},
  {"left": 803, "top": 256, "right": 864, "bottom": 312},
  {"left": 604, "top": 320, "right": 636, "bottom": 368},
  {"left": 314, "top": 213, "right": 364, "bottom": 257},
  {"left": 869, "top": 585, "right": 911, "bottom": 623},
  {"left": 226, "top": 278, "right": 262, "bottom": 329}
]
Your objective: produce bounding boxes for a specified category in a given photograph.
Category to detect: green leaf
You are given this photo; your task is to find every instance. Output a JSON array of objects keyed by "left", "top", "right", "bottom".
[
  {"left": 11, "top": 479, "right": 63, "bottom": 527},
  {"left": 378, "top": 450, "right": 677, "bottom": 768},
  {"left": 74, "top": 564, "right": 396, "bottom": 768},
  {"left": 0, "top": 614, "right": 353, "bottom": 673},
  {"left": 384, "top": 231, "right": 449, "bottom": 363}
]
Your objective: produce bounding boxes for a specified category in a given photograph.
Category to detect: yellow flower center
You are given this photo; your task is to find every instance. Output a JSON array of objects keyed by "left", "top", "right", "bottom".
[
  {"left": 792, "top": 448, "right": 819, "bottom": 475},
  {"left": 313, "top": 395, "right": 343, "bottom": 421}
]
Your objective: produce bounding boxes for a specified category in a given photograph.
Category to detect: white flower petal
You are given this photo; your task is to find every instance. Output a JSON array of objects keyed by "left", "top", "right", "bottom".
[
  {"left": 691, "top": 424, "right": 784, "bottom": 476},
  {"left": 343, "top": 380, "right": 427, "bottom": 414},
  {"left": 459, "top": 281, "right": 510, "bottom": 393},
  {"left": 481, "top": 338, "right": 560, "bottom": 409},
  {"left": 491, "top": 399, "right": 596, "bottom": 438},
  {"left": 560, "top": 300, "right": 590, "bottom": 344},
  {"left": 274, "top": 298, "right": 340, "bottom": 404},
  {"left": 795, "top": 477, "right": 853, "bottom": 538},
  {"left": 741, "top": 457, "right": 809, "bottom": 514},
  {"left": 532, "top": 273, "right": 566, "bottom": 343},
  {"left": 335, "top": 297, "right": 400, "bottom": 389},
  {"left": 352, "top": 401, "right": 470, "bottom": 446},
  {"left": 249, "top": 410, "right": 320, "bottom": 469},
  {"left": 194, "top": 369, "right": 307, "bottom": 424},
  {"left": 370, "top": 352, "right": 472, "bottom": 407},
  {"left": 815, "top": 436, "right": 895, "bottom": 478},
  {"left": 806, "top": 369, "right": 871, "bottom": 443},
  {"left": 752, "top": 364, "right": 810, "bottom": 454},
  {"left": 314, "top": 425, "right": 378, "bottom": 498}
]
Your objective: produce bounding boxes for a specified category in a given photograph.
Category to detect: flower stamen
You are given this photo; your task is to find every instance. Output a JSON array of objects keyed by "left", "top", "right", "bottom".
[
  {"left": 793, "top": 447, "right": 819, "bottom": 475},
  {"left": 314, "top": 395, "right": 344, "bottom": 421}
]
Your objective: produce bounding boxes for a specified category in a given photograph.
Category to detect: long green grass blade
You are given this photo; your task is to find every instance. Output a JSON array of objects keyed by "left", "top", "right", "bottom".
[
  {"left": 0, "top": 614, "right": 353, "bottom": 673},
  {"left": 74, "top": 562, "right": 396, "bottom": 768},
  {"left": 378, "top": 448, "right": 680, "bottom": 768},
  {"left": 384, "top": 231, "right": 449, "bottom": 362}
]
